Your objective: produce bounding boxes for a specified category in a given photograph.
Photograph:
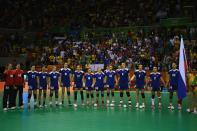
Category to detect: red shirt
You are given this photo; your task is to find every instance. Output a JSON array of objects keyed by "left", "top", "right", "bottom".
[
  {"left": 14, "top": 69, "right": 25, "bottom": 86},
  {"left": 4, "top": 70, "right": 15, "bottom": 86}
]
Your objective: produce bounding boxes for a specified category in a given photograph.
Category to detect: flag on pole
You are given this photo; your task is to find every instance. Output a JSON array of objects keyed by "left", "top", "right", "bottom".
[{"left": 178, "top": 37, "right": 187, "bottom": 99}]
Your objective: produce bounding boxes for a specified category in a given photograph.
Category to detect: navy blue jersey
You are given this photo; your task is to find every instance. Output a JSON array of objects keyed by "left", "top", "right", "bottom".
[
  {"left": 26, "top": 71, "right": 38, "bottom": 89},
  {"left": 105, "top": 70, "right": 116, "bottom": 87},
  {"left": 117, "top": 68, "right": 129, "bottom": 84},
  {"left": 84, "top": 73, "right": 94, "bottom": 87},
  {"left": 59, "top": 68, "right": 72, "bottom": 85},
  {"left": 74, "top": 70, "right": 84, "bottom": 87},
  {"left": 94, "top": 72, "right": 105, "bottom": 87},
  {"left": 49, "top": 71, "right": 60, "bottom": 89},
  {"left": 150, "top": 72, "right": 161, "bottom": 88},
  {"left": 38, "top": 72, "right": 48, "bottom": 89},
  {"left": 168, "top": 69, "right": 179, "bottom": 86},
  {"left": 134, "top": 70, "right": 146, "bottom": 88}
]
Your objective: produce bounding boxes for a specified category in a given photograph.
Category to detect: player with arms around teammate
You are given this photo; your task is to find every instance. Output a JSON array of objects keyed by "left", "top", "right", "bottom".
[
  {"left": 37, "top": 66, "right": 48, "bottom": 107},
  {"left": 73, "top": 65, "right": 85, "bottom": 107},
  {"left": 105, "top": 65, "right": 116, "bottom": 106},
  {"left": 167, "top": 63, "right": 181, "bottom": 110},
  {"left": 149, "top": 67, "right": 165, "bottom": 109},
  {"left": 13, "top": 64, "right": 25, "bottom": 108},
  {"left": 94, "top": 67, "right": 105, "bottom": 107},
  {"left": 59, "top": 63, "right": 72, "bottom": 106},
  {"left": 48, "top": 66, "right": 61, "bottom": 106},
  {"left": 84, "top": 68, "right": 94, "bottom": 105},
  {"left": 3, "top": 64, "right": 15, "bottom": 111},
  {"left": 131, "top": 64, "right": 146, "bottom": 109},
  {"left": 26, "top": 65, "right": 39, "bottom": 108},
  {"left": 116, "top": 63, "right": 132, "bottom": 107}
]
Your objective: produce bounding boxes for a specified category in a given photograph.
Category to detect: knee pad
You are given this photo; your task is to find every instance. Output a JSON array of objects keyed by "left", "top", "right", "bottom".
[
  {"left": 74, "top": 91, "right": 77, "bottom": 100},
  {"left": 120, "top": 92, "right": 123, "bottom": 97},
  {"left": 91, "top": 93, "right": 94, "bottom": 98},
  {"left": 141, "top": 93, "right": 145, "bottom": 98},
  {"left": 43, "top": 92, "right": 46, "bottom": 98},
  {"left": 107, "top": 92, "right": 110, "bottom": 97},
  {"left": 33, "top": 93, "right": 37, "bottom": 100},
  {"left": 50, "top": 92, "right": 53, "bottom": 97},
  {"left": 152, "top": 94, "right": 155, "bottom": 99},
  {"left": 96, "top": 93, "right": 99, "bottom": 97},
  {"left": 28, "top": 93, "right": 31, "bottom": 99},
  {"left": 67, "top": 91, "right": 70, "bottom": 96},
  {"left": 126, "top": 91, "right": 130, "bottom": 97},
  {"left": 86, "top": 93, "right": 90, "bottom": 98},
  {"left": 111, "top": 92, "right": 114, "bottom": 97},
  {"left": 55, "top": 91, "right": 58, "bottom": 98},
  {"left": 101, "top": 92, "right": 104, "bottom": 97}
]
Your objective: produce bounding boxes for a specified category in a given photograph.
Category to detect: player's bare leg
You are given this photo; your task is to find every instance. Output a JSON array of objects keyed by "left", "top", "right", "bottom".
[
  {"left": 119, "top": 90, "right": 123, "bottom": 107},
  {"left": 94, "top": 90, "right": 99, "bottom": 107},
  {"left": 60, "top": 87, "right": 65, "bottom": 105},
  {"left": 126, "top": 89, "right": 131, "bottom": 107},
  {"left": 49, "top": 90, "right": 53, "bottom": 107},
  {"left": 106, "top": 89, "right": 110, "bottom": 106},
  {"left": 101, "top": 91, "right": 104, "bottom": 106},
  {"left": 43, "top": 90, "right": 47, "bottom": 107},
  {"left": 151, "top": 91, "right": 155, "bottom": 109},
  {"left": 27, "top": 90, "right": 32, "bottom": 108},
  {"left": 80, "top": 88, "right": 84, "bottom": 106},
  {"left": 168, "top": 91, "right": 174, "bottom": 109},
  {"left": 135, "top": 89, "right": 139, "bottom": 108},
  {"left": 157, "top": 91, "right": 162, "bottom": 108},
  {"left": 110, "top": 89, "right": 115, "bottom": 106},
  {"left": 38, "top": 89, "right": 42, "bottom": 107},
  {"left": 86, "top": 91, "right": 90, "bottom": 105},
  {"left": 33, "top": 90, "right": 37, "bottom": 108},
  {"left": 139, "top": 89, "right": 145, "bottom": 108},
  {"left": 73, "top": 89, "right": 78, "bottom": 107},
  {"left": 67, "top": 87, "right": 71, "bottom": 105},
  {"left": 90, "top": 91, "right": 94, "bottom": 105}
]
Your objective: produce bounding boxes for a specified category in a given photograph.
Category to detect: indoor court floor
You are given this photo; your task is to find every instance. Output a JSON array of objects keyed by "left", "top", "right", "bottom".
[{"left": 0, "top": 92, "right": 196, "bottom": 131}]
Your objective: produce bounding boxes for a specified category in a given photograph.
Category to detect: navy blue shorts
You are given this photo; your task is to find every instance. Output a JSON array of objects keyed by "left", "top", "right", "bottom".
[
  {"left": 86, "top": 86, "right": 93, "bottom": 91},
  {"left": 95, "top": 86, "right": 104, "bottom": 91},
  {"left": 169, "top": 85, "right": 178, "bottom": 92},
  {"left": 39, "top": 85, "right": 47, "bottom": 90},
  {"left": 136, "top": 85, "right": 144, "bottom": 90},
  {"left": 119, "top": 84, "right": 129, "bottom": 90},
  {"left": 28, "top": 85, "right": 37, "bottom": 90},
  {"left": 50, "top": 86, "right": 59, "bottom": 90},
  {"left": 152, "top": 87, "right": 160, "bottom": 91},
  {"left": 62, "top": 82, "right": 70, "bottom": 88},
  {"left": 107, "top": 84, "right": 115, "bottom": 89}
]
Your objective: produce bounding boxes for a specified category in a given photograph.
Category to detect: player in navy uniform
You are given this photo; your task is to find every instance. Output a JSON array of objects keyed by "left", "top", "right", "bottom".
[
  {"left": 105, "top": 65, "right": 116, "bottom": 106},
  {"left": 94, "top": 67, "right": 105, "bottom": 107},
  {"left": 59, "top": 63, "right": 72, "bottom": 106},
  {"left": 131, "top": 64, "right": 146, "bottom": 108},
  {"left": 84, "top": 68, "right": 94, "bottom": 105},
  {"left": 116, "top": 63, "right": 131, "bottom": 107},
  {"left": 37, "top": 66, "right": 48, "bottom": 107},
  {"left": 73, "top": 65, "right": 84, "bottom": 107},
  {"left": 167, "top": 63, "right": 181, "bottom": 110},
  {"left": 48, "top": 66, "right": 60, "bottom": 106},
  {"left": 149, "top": 67, "right": 165, "bottom": 109},
  {"left": 26, "top": 65, "right": 39, "bottom": 108}
]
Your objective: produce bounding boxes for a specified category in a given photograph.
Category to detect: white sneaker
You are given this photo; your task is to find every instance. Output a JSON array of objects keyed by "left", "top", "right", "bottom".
[
  {"left": 81, "top": 103, "right": 85, "bottom": 106},
  {"left": 123, "top": 104, "right": 127, "bottom": 108},
  {"left": 10, "top": 106, "right": 16, "bottom": 110},
  {"left": 94, "top": 103, "right": 98, "bottom": 107},
  {"left": 158, "top": 103, "right": 162, "bottom": 109},
  {"left": 3, "top": 108, "right": 8, "bottom": 111},
  {"left": 171, "top": 105, "right": 175, "bottom": 110},
  {"left": 49, "top": 102, "right": 52, "bottom": 106},
  {"left": 186, "top": 108, "right": 191, "bottom": 113},
  {"left": 59, "top": 102, "right": 62, "bottom": 106},
  {"left": 73, "top": 103, "right": 78, "bottom": 107},
  {"left": 139, "top": 104, "right": 145, "bottom": 109},
  {"left": 168, "top": 105, "right": 172, "bottom": 109},
  {"left": 110, "top": 103, "right": 115, "bottom": 107},
  {"left": 178, "top": 104, "right": 182, "bottom": 110},
  {"left": 135, "top": 103, "right": 139, "bottom": 108},
  {"left": 39, "top": 105, "right": 43, "bottom": 108}
]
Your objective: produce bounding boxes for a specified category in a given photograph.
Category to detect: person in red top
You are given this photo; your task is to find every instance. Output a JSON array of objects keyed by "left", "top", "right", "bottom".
[
  {"left": 14, "top": 64, "right": 25, "bottom": 108},
  {"left": 3, "top": 63, "right": 16, "bottom": 111}
]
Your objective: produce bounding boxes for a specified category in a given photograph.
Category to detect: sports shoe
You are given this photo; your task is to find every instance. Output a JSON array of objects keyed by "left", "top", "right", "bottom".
[
  {"left": 119, "top": 101, "right": 123, "bottom": 107},
  {"left": 158, "top": 103, "right": 162, "bottom": 109},
  {"left": 59, "top": 102, "right": 63, "bottom": 106},
  {"left": 135, "top": 103, "right": 139, "bottom": 108},
  {"left": 73, "top": 103, "right": 78, "bottom": 107},
  {"left": 94, "top": 103, "right": 98, "bottom": 107},
  {"left": 178, "top": 104, "right": 182, "bottom": 110},
  {"left": 39, "top": 105, "right": 43, "bottom": 108},
  {"left": 186, "top": 108, "right": 191, "bottom": 113},
  {"left": 128, "top": 101, "right": 132, "bottom": 107},
  {"left": 110, "top": 103, "right": 115, "bottom": 107},
  {"left": 171, "top": 105, "right": 175, "bottom": 110},
  {"left": 123, "top": 104, "right": 127, "bottom": 108},
  {"left": 81, "top": 103, "right": 85, "bottom": 106},
  {"left": 10, "top": 106, "right": 16, "bottom": 110},
  {"left": 3, "top": 108, "right": 8, "bottom": 111},
  {"left": 139, "top": 104, "right": 145, "bottom": 109}
]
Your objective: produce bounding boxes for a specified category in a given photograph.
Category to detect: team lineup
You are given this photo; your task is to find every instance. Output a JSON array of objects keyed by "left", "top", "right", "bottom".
[{"left": 3, "top": 62, "right": 181, "bottom": 111}]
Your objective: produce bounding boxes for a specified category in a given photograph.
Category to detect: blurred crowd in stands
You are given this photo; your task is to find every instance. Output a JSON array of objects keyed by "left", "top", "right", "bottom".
[{"left": 0, "top": 0, "right": 195, "bottom": 30}]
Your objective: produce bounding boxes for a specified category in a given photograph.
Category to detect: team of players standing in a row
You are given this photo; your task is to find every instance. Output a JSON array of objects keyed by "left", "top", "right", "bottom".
[{"left": 3, "top": 62, "right": 181, "bottom": 111}]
